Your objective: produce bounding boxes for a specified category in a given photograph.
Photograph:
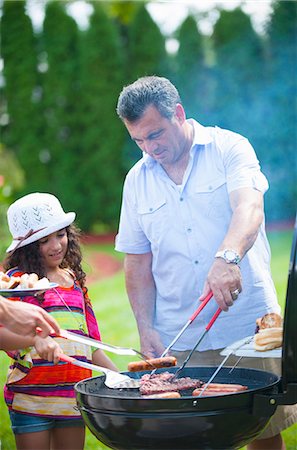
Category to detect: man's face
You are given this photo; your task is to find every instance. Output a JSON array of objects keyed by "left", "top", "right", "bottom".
[{"left": 124, "top": 104, "right": 187, "bottom": 168}]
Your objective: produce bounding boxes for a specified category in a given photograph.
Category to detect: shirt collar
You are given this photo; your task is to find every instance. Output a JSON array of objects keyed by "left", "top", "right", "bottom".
[{"left": 142, "top": 118, "right": 213, "bottom": 168}]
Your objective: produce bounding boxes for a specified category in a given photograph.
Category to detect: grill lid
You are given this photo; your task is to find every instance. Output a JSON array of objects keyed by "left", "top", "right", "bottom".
[{"left": 281, "top": 214, "right": 297, "bottom": 389}]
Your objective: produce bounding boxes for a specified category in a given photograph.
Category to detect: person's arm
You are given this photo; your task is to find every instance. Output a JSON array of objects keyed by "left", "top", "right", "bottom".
[
  {"left": 0, "top": 327, "right": 62, "bottom": 363},
  {"left": 0, "top": 296, "right": 60, "bottom": 337},
  {"left": 200, "top": 187, "right": 264, "bottom": 311},
  {"left": 124, "top": 252, "right": 165, "bottom": 358},
  {"left": 92, "top": 349, "right": 118, "bottom": 372}
]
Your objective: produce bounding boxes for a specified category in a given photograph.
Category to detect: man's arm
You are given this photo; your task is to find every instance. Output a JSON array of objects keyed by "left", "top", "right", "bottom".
[
  {"left": 200, "top": 187, "right": 264, "bottom": 311},
  {"left": 0, "top": 296, "right": 61, "bottom": 337},
  {"left": 124, "top": 252, "right": 165, "bottom": 358}
]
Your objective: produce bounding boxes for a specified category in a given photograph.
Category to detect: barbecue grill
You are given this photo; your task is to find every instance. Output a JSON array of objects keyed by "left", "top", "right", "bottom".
[{"left": 75, "top": 217, "right": 297, "bottom": 450}]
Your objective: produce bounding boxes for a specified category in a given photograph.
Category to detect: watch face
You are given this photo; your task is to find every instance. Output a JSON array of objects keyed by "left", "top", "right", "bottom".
[{"left": 225, "top": 250, "right": 236, "bottom": 262}]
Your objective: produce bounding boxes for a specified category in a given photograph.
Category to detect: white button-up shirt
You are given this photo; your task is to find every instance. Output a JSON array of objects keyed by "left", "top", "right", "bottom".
[{"left": 115, "top": 120, "right": 280, "bottom": 351}]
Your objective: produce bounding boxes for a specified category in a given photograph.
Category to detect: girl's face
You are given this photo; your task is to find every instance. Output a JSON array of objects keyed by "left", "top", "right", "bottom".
[{"left": 38, "top": 228, "right": 68, "bottom": 270}]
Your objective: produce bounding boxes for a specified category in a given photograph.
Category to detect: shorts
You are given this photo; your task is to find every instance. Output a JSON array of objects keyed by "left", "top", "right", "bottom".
[
  {"left": 9, "top": 410, "right": 85, "bottom": 435},
  {"left": 172, "top": 349, "right": 297, "bottom": 440}
]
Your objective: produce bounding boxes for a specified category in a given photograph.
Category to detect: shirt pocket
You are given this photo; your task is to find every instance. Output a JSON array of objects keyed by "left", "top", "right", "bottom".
[
  {"left": 137, "top": 198, "right": 167, "bottom": 243},
  {"left": 193, "top": 177, "right": 228, "bottom": 220}
]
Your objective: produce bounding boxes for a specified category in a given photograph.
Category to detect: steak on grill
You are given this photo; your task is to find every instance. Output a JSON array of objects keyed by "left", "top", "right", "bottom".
[{"left": 139, "top": 371, "right": 203, "bottom": 395}]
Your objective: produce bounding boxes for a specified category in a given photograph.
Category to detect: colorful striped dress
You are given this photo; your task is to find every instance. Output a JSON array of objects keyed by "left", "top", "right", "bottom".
[{"left": 4, "top": 268, "right": 101, "bottom": 419}]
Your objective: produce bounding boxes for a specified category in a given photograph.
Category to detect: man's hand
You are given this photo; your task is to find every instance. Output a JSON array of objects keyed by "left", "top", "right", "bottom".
[
  {"left": 139, "top": 328, "right": 165, "bottom": 358},
  {"left": 0, "top": 297, "right": 61, "bottom": 337},
  {"left": 199, "top": 258, "right": 242, "bottom": 311},
  {"left": 33, "top": 335, "right": 62, "bottom": 364}
]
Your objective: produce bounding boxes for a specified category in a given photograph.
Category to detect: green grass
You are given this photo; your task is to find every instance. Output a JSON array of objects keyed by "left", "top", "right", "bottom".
[{"left": 0, "top": 230, "right": 296, "bottom": 450}]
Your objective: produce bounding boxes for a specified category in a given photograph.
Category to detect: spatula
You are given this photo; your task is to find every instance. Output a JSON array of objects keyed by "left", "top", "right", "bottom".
[{"left": 59, "top": 354, "right": 140, "bottom": 389}]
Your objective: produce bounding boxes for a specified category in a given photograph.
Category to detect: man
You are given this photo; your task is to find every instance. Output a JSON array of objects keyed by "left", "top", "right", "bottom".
[
  {"left": 115, "top": 76, "right": 296, "bottom": 449},
  {"left": 0, "top": 295, "right": 60, "bottom": 337}
]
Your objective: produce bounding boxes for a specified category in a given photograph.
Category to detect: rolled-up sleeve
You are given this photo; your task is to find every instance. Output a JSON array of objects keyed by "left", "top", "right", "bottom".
[
  {"left": 115, "top": 172, "right": 151, "bottom": 254},
  {"left": 220, "top": 130, "right": 269, "bottom": 194}
]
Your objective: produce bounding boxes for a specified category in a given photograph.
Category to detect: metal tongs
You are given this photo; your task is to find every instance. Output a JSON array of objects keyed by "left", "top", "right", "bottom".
[
  {"left": 173, "top": 292, "right": 222, "bottom": 379},
  {"left": 59, "top": 329, "right": 148, "bottom": 359},
  {"left": 150, "top": 291, "right": 214, "bottom": 376}
]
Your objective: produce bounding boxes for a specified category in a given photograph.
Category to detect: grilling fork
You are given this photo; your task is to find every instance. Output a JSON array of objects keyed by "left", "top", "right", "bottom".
[{"left": 196, "top": 336, "right": 254, "bottom": 397}]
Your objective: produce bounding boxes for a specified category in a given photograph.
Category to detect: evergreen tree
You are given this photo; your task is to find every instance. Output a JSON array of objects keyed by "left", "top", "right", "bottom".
[
  {"left": 122, "top": 2, "right": 169, "bottom": 170},
  {"left": 127, "top": 2, "right": 169, "bottom": 81},
  {"left": 211, "top": 7, "right": 264, "bottom": 137},
  {"left": 174, "top": 15, "right": 210, "bottom": 120},
  {"left": 78, "top": 2, "right": 125, "bottom": 230},
  {"left": 41, "top": 1, "right": 82, "bottom": 214},
  {"left": 263, "top": 1, "right": 297, "bottom": 221},
  {"left": 1, "top": 0, "right": 47, "bottom": 191}
]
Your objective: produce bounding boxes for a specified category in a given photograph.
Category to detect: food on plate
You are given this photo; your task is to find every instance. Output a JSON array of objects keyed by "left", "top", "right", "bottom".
[
  {"left": 0, "top": 272, "right": 50, "bottom": 290},
  {"left": 254, "top": 327, "right": 283, "bottom": 351},
  {"left": 142, "top": 391, "right": 181, "bottom": 399},
  {"left": 255, "top": 312, "right": 283, "bottom": 331},
  {"left": 192, "top": 383, "right": 248, "bottom": 397},
  {"left": 254, "top": 312, "right": 283, "bottom": 351},
  {"left": 128, "top": 356, "right": 177, "bottom": 372},
  {"left": 139, "top": 371, "right": 203, "bottom": 395}
]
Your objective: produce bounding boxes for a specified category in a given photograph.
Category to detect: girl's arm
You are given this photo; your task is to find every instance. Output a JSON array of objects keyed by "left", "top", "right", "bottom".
[{"left": 92, "top": 349, "right": 118, "bottom": 372}]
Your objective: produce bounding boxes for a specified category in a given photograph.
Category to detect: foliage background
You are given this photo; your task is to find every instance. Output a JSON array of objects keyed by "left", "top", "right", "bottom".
[{"left": 0, "top": 0, "right": 296, "bottom": 235}]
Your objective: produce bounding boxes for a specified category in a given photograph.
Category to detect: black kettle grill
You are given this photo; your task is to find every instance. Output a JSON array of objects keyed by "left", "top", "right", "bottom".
[{"left": 75, "top": 218, "right": 297, "bottom": 450}]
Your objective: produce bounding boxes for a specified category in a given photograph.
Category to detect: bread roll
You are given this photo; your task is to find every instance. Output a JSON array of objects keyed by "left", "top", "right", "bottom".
[
  {"left": 256, "top": 313, "right": 283, "bottom": 330},
  {"left": 254, "top": 327, "right": 283, "bottom": 351}
]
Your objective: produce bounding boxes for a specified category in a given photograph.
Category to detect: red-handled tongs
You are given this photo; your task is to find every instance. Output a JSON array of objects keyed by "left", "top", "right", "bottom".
[
  {"left": 150, "top": 291, "right": 214, "bottom": 375},
  {"left": 173, "top": 295, "right": 222, "bottom": 379}
]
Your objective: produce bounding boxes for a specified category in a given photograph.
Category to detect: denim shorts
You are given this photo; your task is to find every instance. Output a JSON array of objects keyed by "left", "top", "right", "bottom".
[{"left": 9, "top": 410, "right": 85, "bottom": 435}]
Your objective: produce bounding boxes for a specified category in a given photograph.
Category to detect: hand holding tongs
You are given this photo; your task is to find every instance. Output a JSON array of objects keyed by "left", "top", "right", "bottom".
[{"left": 59, "top": 329, "right": 148, "bottom": 359}]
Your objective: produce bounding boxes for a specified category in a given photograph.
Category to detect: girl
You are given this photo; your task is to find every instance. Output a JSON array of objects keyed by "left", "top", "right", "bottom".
[{"left": 2, "top": 192, "right": 118, "bottom": 450}]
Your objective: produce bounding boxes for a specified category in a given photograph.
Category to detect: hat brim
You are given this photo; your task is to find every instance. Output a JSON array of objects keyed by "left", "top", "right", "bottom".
[{"left": 6, "top": 212, "right": 76, "bottom": 253}]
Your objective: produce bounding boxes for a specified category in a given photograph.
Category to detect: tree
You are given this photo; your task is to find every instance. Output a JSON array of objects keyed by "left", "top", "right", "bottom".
[
  {"left": 78, "top": 2, "right": 125, "bottom": 230},
  {"left": 127, "top": 2, "right": 169, "bottom": 81},
  {"left": 41, "top": 1, "right": 82, "bottom": 212},
  {"left": 1, "top": 0, "right": 47, "bottom": 191},
  {"left": 174, "top": 15, "right": 210, "bottom": 119},
  {"left": 211, "top": 7, "right": 265, "bottom": 136},
  {"left": 262, "top": 1, "right": 297, "bottom": 221}
]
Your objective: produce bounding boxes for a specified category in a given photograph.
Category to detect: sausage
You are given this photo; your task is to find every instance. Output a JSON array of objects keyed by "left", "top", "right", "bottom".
[
  {"left": 128, "top": 356, "right": 177, "bottom": 372},
  {"left": 192, "top": 382, "right": 248, "bottom": 397},
  {"left": 142, "top": 391, "right": 181, "bottom": 399},
  {"left": 206, "top": 383, "right": 248, "bottom": 391}
]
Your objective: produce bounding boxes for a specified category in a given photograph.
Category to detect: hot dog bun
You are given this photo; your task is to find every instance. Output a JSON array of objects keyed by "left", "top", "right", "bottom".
[
  {"left": 254, "top": 327, "right": 283, "bottom": 351},
  {"left": 256, "top": 313, "right": 283, "bottom": 330},
  {"left": 128, "top": 356, "right": 177, "bottom": 372}
]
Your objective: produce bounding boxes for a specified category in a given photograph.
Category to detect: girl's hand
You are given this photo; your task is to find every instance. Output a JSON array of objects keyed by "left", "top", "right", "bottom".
[{"left": 33, "top": 335, "right": 62, "bottom": 364}]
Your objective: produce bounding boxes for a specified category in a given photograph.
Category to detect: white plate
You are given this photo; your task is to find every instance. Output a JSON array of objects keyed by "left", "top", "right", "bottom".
[
  {"left": 220, "top": 335, "right": 282, "bottom": 358},
  {"left": 0, "top": 283, "right": 59, "bottom": 298}
]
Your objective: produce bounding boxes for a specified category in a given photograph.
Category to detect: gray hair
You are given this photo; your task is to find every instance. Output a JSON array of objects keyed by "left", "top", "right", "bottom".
[{"left": 116, "top": 76, "right": 181, "bottom": 122}]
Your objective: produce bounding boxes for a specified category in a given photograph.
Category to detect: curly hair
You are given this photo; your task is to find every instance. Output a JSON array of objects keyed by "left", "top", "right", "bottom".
[{"left": 3, "top": 224, "right": 86, "bottom": 289}]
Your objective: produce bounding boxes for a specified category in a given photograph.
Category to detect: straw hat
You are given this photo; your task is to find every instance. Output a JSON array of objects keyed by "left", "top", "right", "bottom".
[{"left": 6, "top": 193, "right": 75, "bottom": 253}]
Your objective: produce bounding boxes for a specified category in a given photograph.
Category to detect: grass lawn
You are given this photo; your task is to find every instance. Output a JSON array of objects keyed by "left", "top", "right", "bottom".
[{"left": 0, "top": 229, "right": 296, "bottom": 449}]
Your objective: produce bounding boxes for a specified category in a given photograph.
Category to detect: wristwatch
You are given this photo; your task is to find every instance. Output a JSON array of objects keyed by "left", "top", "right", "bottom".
[{"left": 215, "top": 249, "right": 241, "bottom": 265}]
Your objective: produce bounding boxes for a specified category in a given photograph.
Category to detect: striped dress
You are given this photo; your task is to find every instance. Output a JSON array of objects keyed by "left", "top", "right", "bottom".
[{"left": 4, "top": 268, "right": 101, "bottom": 419}]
